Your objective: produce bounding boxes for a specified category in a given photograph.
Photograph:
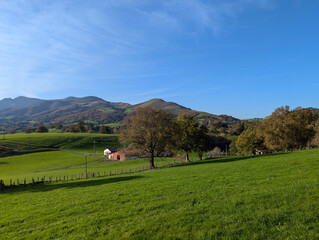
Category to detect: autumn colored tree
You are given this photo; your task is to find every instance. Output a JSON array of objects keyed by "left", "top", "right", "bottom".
[
  {"left": 257, "top": 106, "right": 315, "bottom": 151},
  {"left": 120, "top": 107, "right": 176, "bottom": 169},
  {"left": 236, "top": 125, "right": 264, "bottom": 155}
]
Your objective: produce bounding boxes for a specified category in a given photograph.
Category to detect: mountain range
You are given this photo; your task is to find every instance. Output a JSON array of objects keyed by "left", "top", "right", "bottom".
[{"left": 0, "top": 96, "right": 240, "bottom": 128}]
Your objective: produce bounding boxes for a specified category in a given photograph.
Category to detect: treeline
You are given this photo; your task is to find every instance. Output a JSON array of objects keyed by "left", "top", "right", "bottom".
[
  {"left": 120, "top": 107, "right": 231, "bottom": 168},
  {"left": 235, "top": 106, "right": 318, "bottom": 155},
  {"left": 23, "top": 121, "right": 119, "bottom": 134}
]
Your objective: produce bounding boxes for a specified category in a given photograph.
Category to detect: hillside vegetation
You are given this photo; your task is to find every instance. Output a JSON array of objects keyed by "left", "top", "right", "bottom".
[
  {"left": 1, "top": 149, "right": 319, "bottom": 239},
  {"left": 0, "top": 96, "right": 239, "bottom": 129}
]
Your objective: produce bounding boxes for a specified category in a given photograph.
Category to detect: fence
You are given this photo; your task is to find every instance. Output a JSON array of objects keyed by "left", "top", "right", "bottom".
[{"left": 0, "top": 161, "right": 187, "bottom": 191}]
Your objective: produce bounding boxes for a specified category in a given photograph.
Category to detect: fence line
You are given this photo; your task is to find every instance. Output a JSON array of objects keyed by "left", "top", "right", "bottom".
[{"left": 0, "top": 160, "right": 187, "bottom": 191}]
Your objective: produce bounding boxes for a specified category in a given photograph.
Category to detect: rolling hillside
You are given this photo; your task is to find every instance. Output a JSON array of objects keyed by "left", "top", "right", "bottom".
[
  {"left": 0, "top": 96, "right": 240, "bottom": 127},
  {"left": 1, "top": 149, "right": 319, "bottom": 239}
]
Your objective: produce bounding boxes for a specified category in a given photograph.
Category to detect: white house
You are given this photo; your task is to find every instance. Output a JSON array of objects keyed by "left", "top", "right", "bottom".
[{"left": 104, "top": 148, "right": 118, "bottom": 156}]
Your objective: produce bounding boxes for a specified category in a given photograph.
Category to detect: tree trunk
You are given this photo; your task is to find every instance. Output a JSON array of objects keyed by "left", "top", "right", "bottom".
[
  {"left": 150, "top": 153, "right": 155, "bottom": 169},
  {"left": 198, "top": 152, "right": 203, "bottom": 160},
  {"left": 186, "top": 152, "right": 190, "bottom": 162}
]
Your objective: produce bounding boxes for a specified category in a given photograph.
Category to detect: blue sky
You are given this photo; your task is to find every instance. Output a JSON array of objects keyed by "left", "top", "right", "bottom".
[{"left": 0, "top": 0, "right": 318, "bottom": 119}]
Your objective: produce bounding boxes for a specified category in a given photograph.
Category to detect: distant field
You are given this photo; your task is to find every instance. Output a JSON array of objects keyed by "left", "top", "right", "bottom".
[
  {"left": 0, "top": 133, "right": 120, "bottom": 154},
  {"left": 0, "top": 151, "right": 184, "bottom": 185},
  {"left": 1, "top": 149, "right": 319, "bottom": 239},
  {"left": 0, "top": 133, "right": 186, "bottom": 184}
]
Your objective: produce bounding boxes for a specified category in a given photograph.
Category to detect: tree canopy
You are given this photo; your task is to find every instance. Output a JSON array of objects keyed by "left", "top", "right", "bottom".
[
  {"left": 258, "top": 106, "right": 315, "bottom": 151},
  {"left": 176, "top": 114, "right": 209, "bottom": 161},
  {"left": 35, "top": 125, "right": 48, "bottom": 133},
  {"left": 236, "top": 106, "right": 316, "bottom": 154},
  {"left": 120, "top": 107, "right": 176, "bottom": 169}
]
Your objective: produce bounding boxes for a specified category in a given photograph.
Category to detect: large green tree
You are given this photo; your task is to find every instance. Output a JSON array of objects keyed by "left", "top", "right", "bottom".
[
  {"left": 176, "top": 114, "right": 209, "bottom": 162},
  {"left": 120, "top": 107, "right": 176, "bottom": 169},
  {"left": 236, "top": 125, "right": 264, "bottom": 155},
  {"left": 258, "top": 106, "right": 315, "bottom": 151}
]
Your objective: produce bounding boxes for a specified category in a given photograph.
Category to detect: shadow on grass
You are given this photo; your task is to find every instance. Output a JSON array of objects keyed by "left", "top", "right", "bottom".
[
  {"left": 1, "top": 175, "right": 144, "bottom": 194},
  {"left": 179, "top": 153, "right": 289, "bottom": 167},
  {"left": 0, "top": 162, "right": 8, "bottom": 164}
]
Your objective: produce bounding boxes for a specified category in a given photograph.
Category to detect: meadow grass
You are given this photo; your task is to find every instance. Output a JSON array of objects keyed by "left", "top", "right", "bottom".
[
  {"left": 0, "top": 133, "right": 120, "bottom": 153},
  {"left": 1, "top": 149, "right": 319, "bottom": 239},
  {"left": 0, "top": 150, "right": 185, "bottom": 185},
  {"left": 0, "top": 133, "right": 191, "bottom": 185}
]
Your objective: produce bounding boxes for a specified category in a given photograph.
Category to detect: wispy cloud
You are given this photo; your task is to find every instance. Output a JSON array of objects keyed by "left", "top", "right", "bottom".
[{"left": 0, "top": 0, "right": 272, "bottom": 99}]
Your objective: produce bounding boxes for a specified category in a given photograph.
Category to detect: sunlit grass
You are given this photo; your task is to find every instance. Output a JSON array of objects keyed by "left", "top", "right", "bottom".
[{"left": 1, "top": 149, "right": 319, "bottom": 239}]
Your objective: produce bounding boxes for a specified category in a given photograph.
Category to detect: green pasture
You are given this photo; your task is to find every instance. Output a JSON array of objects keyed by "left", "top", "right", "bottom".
[
  {"left": 0, "top": 133, "right": 120, "bottom": 154},
  {"left": 1, "top": 149, "right": 319, "bottom": 239},
  {"left": 0, "top": 150, "right": 184, "bottom": 185},
  {"left": 0, "top": 133, "right": 191, "bottom": 185}
]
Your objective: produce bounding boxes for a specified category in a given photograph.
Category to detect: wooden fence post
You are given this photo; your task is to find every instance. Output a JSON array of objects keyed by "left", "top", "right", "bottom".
[
  {"left": 32, "top": 178, "right": 34, "bottom": 185},
  {"left": 17, "top": 179, "right": 19, "bottom": 185},
  {"left": 24, "top": 178, "right": 26, "bottom": 186}
]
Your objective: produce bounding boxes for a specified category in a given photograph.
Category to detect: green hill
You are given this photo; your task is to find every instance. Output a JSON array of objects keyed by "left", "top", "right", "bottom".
[
  {"left": 0, "top": 96, "right": 239, "bottom": 128},
  {"left": 1, "top": 149, "right": 319, "bottom": 239}
]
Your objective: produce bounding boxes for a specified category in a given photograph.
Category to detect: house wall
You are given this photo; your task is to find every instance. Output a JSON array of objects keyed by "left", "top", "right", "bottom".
[{"left": 109, "top": 152, "right": 126, "bottom": 161}]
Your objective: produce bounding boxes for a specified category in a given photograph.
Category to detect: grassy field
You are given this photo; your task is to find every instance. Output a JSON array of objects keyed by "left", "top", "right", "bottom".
[
  {"left": 0, "top": 133, "right": 121, "bottom": 154},
  {"left": 1, "top": 149, "right": 319, "bottom": 239},
  {"left": 0, "top": 150, "right": 184, "bottom": 185},
  {"left": 0, "top": 133, "right": 186, "bottom": 185}
]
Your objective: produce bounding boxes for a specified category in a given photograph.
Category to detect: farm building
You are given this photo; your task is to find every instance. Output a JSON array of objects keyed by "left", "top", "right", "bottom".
[
  {"left": 108, "top": 152, "right": 126, "bottom": 161},
  {"left": 104, "top": 148, "right": 118, "bottom": 156}
]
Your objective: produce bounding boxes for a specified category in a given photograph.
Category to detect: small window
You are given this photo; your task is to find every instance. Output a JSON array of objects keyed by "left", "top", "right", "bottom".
[{"left": 117, "top": 155, "right": 121, "bottom": 160}]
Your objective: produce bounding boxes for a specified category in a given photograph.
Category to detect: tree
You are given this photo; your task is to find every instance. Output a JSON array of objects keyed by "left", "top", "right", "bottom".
[
  {"left": 76, "top": 120, "right": 86, "bottom": 133},
  {"left": 99, "top": 125, "right": 112, "bottom": 134},
  {"left": 257, "top": 106, "right": 315, "bottom": 151},
  {"left": 35, "top": 125, "right": 48, "bottom": 133},
  {"left": 120, "top": 107, "right": 176, "bottom": 169},
  {"left": 176, "top": 114, "right": 210, "bottom": 162},
  {"left": 236, "top": 125, "right": 264, "bottom": 155},
  {"left": 194, "top": 125, "right": 210, "bottom": 160},
  {"left": 67, "top": 125, "right": 78, "bottom": 133},
  {"left": 230, "top": 122, "right": 245, "bottom": 136}
]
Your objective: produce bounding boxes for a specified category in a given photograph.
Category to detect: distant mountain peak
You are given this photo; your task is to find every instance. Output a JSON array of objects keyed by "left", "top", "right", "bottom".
[
  {"left": 0, "top": 96, "right": 43, "bottom": 111},
  {"left": 0, "top": 96, "right": 240, "bottom": 127}
]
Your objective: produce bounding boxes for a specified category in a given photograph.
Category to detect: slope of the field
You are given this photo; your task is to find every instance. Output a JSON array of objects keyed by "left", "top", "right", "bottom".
[
  {"left": 0, "top": 133, "right": 121, "bottom": 155},
  {"left": 1, "top": 149, "right": 319, "bottom": 239},
  {"left": 0, "top": 133, "right": 186, "bottom": 184},
  {"left": 0, "top": 151, "right": 184, "bottom": 185}
]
